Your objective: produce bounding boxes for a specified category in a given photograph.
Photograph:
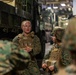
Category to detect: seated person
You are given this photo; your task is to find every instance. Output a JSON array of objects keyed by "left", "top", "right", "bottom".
[
  {"left": 42, "top": 27, "right": 71, "bottom": 74},
  {"left": 13, "top": 20, "right": 41, "bottom": 75}
]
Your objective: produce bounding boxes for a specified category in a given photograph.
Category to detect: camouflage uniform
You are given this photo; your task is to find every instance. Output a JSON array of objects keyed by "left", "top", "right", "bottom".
[
  {"left": 61, "top": 17, "right": 76, "bottom": 75},
  {"left": 43, "top": 43, "right": 62, "bottom": 72},
  {"left": 42, "top": 28, "right": 64, "bottom": 73},
  {"left": 54, "top": 28, "right": 72, "bottom": 67},
  {"left": 13, "top": 31, "right": 41, "bottom": 75},
  {"left": 0, "top": 40, "right": 31, "bottom": 75},
  {"left": 54, "top": 17, "right": 76, "bottom": 75},
  {"left": 42, "top": 28, "right": 72, "bottom": 74}
]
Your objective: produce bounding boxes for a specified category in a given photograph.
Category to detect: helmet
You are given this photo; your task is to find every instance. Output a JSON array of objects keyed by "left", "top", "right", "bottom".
[{"left": 52, "top": 27, "right": 65, "bottom": 42}]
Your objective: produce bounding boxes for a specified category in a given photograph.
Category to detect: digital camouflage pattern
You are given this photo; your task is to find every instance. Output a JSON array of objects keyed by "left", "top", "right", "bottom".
[
  {"left": 61, "top": 18, "right": 76, "bottom": 67},
  {"left": 43, "top": 43, "right": 62, "bottom": 72},
  {"left": 42, "top": 28, "right": 65, "bottom": 74},
  {"left": 13, "top": 31, "right": 41, "bottom": 75},
  {"left": 61, "top": 48, "right": 72, "bottom": 66},
  {"left": 62, "top": 17, "right": 76, "bottom": 52},
  {"left": 13, "top": 31, "right": 41, "bottom": 56},
  {"left": 55, "top": 28, "right": 72, "bottom": 67},
  {"left": 42, "top": 28, "right": 71, "bottom": 73},
  {"left": 0, "top": 40, "right": 31, "bottom": 75},
  {"left": 61, "top": 17, "right": 76, "bottom": 75},
  {"left": 54, "top": 17, "right": 76, "bottom": 75},
  {"left": 43, "top": 28, "right": 64, "bottom": 61}
]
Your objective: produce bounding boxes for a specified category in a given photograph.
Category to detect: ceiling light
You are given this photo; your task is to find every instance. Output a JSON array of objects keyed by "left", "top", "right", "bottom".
[
  {"left": 47, "top": 7, "right": 51, "bottom": 10},
  {"left": 61, "top": 3, "right": 66, "bottom": 6},
  {"left": 53, "top": 6, "right": 58, "bottom": 9}
]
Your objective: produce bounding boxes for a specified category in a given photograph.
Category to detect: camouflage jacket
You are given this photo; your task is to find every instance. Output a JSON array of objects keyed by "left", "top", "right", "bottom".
[
  {"left": 0, "top": 40, "right": 31, "bottom": 75},
  {"left": 12, "top": 32, "right": 41, "bottom": 75},
  {"left": 61, "top": 48, "right": 72, "bottom": 67},
  {"left": 13, "top": 32, "right": 41, "bottom": 56},
  {"left": 43, "top": 44, "right": 61, "bottom": 67},
  {"left": 43, "top": 43, "right": 71, "bottom": 67}
]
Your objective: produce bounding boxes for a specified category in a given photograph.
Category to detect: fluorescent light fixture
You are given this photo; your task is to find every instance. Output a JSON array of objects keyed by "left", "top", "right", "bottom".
[
  {"left": 53, "top": 6, "right": 58, "bottom": 9},
  {"left": 47, "top": 7, "right": 51, "bottom": 9},
  {"left": 61, "top": 3, "right": 66, "bottom": 6}
]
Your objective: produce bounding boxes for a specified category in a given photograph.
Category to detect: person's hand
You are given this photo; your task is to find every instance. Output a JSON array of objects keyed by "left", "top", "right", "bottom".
[
  {"left": 25, "top": 46, "right": 32, "bottom": 52},
  {"left": 48, "top": 65, "right": 54, "bottom": 71},
  {"left": 42, "top": 63, "right": 47, "bottom": 69}
]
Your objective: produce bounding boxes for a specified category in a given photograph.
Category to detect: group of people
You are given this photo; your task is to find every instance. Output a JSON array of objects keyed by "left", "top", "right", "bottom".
[
  {"left": 42, "top": 26, "right": 71, "bottom": 75},
  {"left": 42, "top": 17, "right": 76, "bottom": 75},
  {"left": 0, "top": 17, "right": 76, "bottom": 75},
  {"left": 0, "top": 20, "right": 41, "bottom": 75}
]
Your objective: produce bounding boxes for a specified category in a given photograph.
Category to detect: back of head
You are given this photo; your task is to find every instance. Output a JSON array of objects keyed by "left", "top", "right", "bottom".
[
  {"left": 62, "top": 17, "right": 76, "bottom": 51},
  {"left": 62, "top": 17, "right": 76, "bottom": 59}
]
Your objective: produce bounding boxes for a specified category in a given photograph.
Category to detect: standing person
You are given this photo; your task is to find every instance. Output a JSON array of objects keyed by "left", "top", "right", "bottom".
[
  {"left": 54, "top": 17, "right": 76, "bottom": 75},
  {"left": 13, "top": 20, "right": 41, "bottom": 75}
]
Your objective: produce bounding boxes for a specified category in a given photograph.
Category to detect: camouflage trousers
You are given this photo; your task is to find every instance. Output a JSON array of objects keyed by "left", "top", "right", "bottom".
[{"left": 16, "top": 61, "right": 41, "bottom": 75}]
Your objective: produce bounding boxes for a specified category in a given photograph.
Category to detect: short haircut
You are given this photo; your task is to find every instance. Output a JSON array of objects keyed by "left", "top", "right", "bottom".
[{"left": 21, "top": 20, "right": 32, "bottom": 26}]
